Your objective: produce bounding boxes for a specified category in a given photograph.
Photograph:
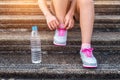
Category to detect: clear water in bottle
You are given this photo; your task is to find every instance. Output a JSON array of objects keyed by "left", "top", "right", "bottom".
[{"left": 31, "top": 26, "right": 42, "bottom": 63}]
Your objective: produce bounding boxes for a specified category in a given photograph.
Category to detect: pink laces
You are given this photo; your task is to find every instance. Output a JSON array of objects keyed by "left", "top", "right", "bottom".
[
  {"left": 58, "top": 28, "right": 66, "bottom": 36},
  {"left": 81, "top": 48, "right": 94, "bottom": 57},
  {"left": 58, "top": 24, "right": 66, "bottom": 36}
]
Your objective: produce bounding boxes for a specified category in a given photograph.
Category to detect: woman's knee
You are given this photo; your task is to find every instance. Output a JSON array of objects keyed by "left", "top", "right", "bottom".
[
  {"left": 52, "top": 0, "right": 69, "bottom": 3},
  {"left": 78, "top": 0, "right": 94, "bottom": 5}
]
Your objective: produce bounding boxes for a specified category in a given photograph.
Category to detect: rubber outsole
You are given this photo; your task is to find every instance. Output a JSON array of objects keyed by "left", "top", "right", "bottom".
[{"left": 53, "top": 41, "right": 66, "bottom": 46}]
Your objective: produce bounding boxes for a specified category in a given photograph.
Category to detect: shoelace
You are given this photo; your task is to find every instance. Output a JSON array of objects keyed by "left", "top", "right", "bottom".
[
  {"left": 58, "top": 24, "right": 66, "bottom": 36},
  {"left": 81, "top": 48, "right": 94, "bottom": 57},
  {"left": 58, "top": 28, "right": 66, "bottom": 36}
]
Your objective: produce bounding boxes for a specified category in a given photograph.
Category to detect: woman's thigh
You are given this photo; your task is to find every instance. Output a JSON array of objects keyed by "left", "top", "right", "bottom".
[
  {"left": 74, "top": 0, "right": 80, "bottom": 22},
  {"left": 50, "top": 0, "right": 71, "bottom": 15}
]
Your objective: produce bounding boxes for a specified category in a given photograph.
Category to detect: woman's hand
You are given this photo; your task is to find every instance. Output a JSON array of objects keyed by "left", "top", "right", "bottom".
[
  {"left": 64, "top": 12, "right": 75, "bottom": 30},
  {"left": 45, "top": 14, "right": 59, "bottom": 30}
]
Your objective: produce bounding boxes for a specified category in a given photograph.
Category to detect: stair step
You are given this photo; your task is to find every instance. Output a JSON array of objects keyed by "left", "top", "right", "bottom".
[
  {"left": 0, "top": 0, "right": 46, "bottom": 8},
  {"left": 3, "top": 78, "right": 119, "bottom": 80},
  {"left": 0, "top": 15, "right": 119, "bottom": 24},
  {"left": 0, "top": 1, "right": 119, "bottom": 7},
  {"left": 0, "top": 1, "right": 119, "bottom": 8},
  {"left": 0, "top": 52, "right": 119, "bottom": 65},
  {"left": 0, "top": 31, "right": 119, "bottom": 53},
  {"left": 0, "top": 1, "right": 120, "bottom": 15},
  {"left": 0, "top": 50, "right": 119, "bottom": 79},
  {"left": 1, "top": 23, "right": 120, "bottom": 32},
  {"left": 0, "top": 63, "right": 119, "bottom": 79},
  {"left": 0, "top": 7, "right": 119, "bottom": 15},
  {"left": 0, "top": 0, "right": 119, "bottom": 2},
  {"left": 95, "top": 1, "right": 120, "bottom": 7},
  {"left": 0, "top": 0, "right": 38, "bottom": 2},
  {"left": 95, "top": 0, "right": 119, "bottom": 1},
  {"left": 0, "top": 31, "right": 119, "bottom": 45},
  {"left": 0, "top": 2, "right": 37, "bottom": 8},
  {"left": 0, "top": 15, "right": 120, "bottom": 32},
  {"left": 0, "top": 45, "right": 119, "bottom": 54},
  {"left": 0, "top": 8, "right": 43, "bottom": 15},
  {"left": 95, "top": 8, "right": 120, "bottom": 15}
]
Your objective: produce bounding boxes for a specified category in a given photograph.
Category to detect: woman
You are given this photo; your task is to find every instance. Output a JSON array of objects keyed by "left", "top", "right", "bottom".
[{"left": 38, "top": 0, "right": 97, "bottom": 68}]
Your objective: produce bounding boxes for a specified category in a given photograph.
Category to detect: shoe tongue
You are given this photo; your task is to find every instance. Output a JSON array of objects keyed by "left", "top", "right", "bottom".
[
  {"left": 58, "top": 28, "right": 66, "bottom": 36},
  {"left": 82, "top": 48, "right": 93, "bottom": 57},
  {"left": 58, "top": 24, "right": 66, "bottom": 36}
]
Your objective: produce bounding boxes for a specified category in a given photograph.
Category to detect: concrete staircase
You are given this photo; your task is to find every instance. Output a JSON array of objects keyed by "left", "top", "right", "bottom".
[{"left": 0, "top": 0, "right": 120, "bottom": 79}]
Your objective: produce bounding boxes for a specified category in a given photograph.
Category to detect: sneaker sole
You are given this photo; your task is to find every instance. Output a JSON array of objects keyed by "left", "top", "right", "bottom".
[
  {"left": 80, "top": 52, "right": 97, "bottom": 69},
  {"left": 53, "top": 41, "right": 66, "bottom": 46},
  {"left": 83, "top": 64, "right": 97, "bottom": 69}
]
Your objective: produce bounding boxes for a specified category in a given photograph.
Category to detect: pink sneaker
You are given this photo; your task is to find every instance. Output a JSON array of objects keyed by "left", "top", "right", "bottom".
[
  {"left": 53, "top": 24, "right": 67, "bottom": 46},
  {"left": 80, "top": 48, "right": 97, "bottom": 68}
]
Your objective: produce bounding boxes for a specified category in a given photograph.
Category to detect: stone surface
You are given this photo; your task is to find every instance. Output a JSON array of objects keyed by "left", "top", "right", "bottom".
[
  {"left": 0, "top": 15, "right": 120, "bottom": 24},
  {"left": 10, "top": 78, "right": 119, "bottom": 80},
  {"left": 0, "top": 23, "right": 120, "bottom": 32},
  {"left": 0, "top": 31, "right": 119, "bottom": 45},
  {"left": 0, "top": 31, "right": 119, "bottom": 53},
  {"left": 13, "top": 78, "right": 119, "bottom": 80},
  {"left": 0, "top": 52, "right": 119, "bottom": 65},
  {"left": 0, "top": 63, "right": 119, "bottom": 79}
]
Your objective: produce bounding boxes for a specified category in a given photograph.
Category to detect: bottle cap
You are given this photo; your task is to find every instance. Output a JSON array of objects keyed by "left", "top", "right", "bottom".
[{"left": 32, "top": 26, "right": 38, "bottom": 31}]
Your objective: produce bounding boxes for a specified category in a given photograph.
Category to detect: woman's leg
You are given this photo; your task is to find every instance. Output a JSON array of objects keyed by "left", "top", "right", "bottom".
[
  {"left": 77, "top": 0, "right": 94, "bottom": 45},
  {"left": 51, "top": 0, "right": 70, "bottom": 46},
  {"left": 77, "top": 0, "right": 97, "bottom": 68},
  {"left": 51, "top": 0, "right": 70, "bottom": 24}
]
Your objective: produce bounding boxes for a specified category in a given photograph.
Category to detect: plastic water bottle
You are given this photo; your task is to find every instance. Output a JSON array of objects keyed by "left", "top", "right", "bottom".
[{"left": 31, "top": 26, "right": 42, "bottom": 63}]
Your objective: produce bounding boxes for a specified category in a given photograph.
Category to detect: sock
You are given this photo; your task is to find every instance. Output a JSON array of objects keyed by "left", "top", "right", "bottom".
[{"left": 81, "top": 43, "right": 91, "bottom": 50}]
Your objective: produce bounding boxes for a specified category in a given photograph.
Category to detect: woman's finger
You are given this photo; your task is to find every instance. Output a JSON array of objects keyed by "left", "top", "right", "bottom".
[
  {"left": 64, "top": 19, "right": 69, "bottom": 28},
  {"left": 70, "top": 20, "right": 74, "bottom": 29},
  {"left": 55, "top": 20, "right": 59, "bottom": 28},
  {"left": 67, "top": 20, "right": 72, "bottom": 30},
  {"left": 50, "top": 21, "right": 55, "bottom": 30},
  {"left": 71, "top": 21, "right": 74, "bottom": 28},
  {"left": 48, "top": 23, "right": 53, "bottom": 30},
  {"left": 53, "top": 21, "right": 58, "bottom": 29}
]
